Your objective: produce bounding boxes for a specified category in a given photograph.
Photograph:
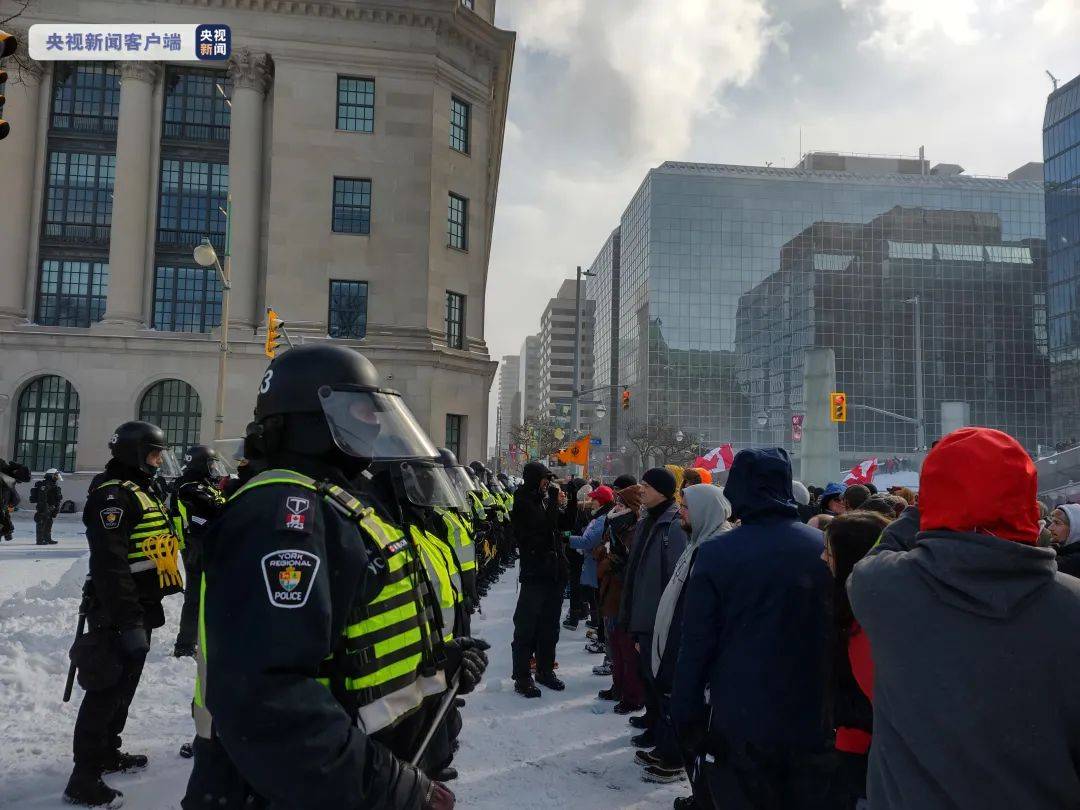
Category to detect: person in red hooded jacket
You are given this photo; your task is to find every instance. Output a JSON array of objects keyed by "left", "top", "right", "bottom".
[{"left": 849, "top": 427, "right": 1080, "bottom": 810}]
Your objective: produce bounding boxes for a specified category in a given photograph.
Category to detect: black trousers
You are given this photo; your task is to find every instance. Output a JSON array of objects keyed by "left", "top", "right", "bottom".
[
  {"left": 176, "top": 547, "right": 202, "bottom": 648},
  {"left": 565, "top": 551, "right": 585, "bottom": 620},
  {"left": 699, "top": 744, "right": 838, "bottom": 810},
  {"left": 72, "top": 630, "right": 150, "bottom": 770},
  {"left": 182, "top": 735, "right": 266, "bottom": 810},
  {"left": 35, "top": 513, "right": 53, "bottom": 543},
  {"left": 511, "top": 578, "right": 563, "bottom": 679}
]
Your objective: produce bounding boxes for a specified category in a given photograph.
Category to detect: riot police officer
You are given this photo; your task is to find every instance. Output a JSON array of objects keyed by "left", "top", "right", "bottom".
[
  {"left": 435, "top": 449, "right": 479, "bottom": 629},
  {"left": 171, "top": 446, "right": 227, "bottom": 658},
  {"left": 32, "top": 468, "right": 63, "bottom": 544},
  {"left": 187, "top": 344, "right": 485, "bottom": 809},
  {"left": 65, "top": 422, "right": 182, "bottom": 808}
]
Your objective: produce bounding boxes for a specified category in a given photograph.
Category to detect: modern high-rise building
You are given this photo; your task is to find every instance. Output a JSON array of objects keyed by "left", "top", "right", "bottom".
[
  {"left": 495, "top": 354, "right": 519, "bottom": 456},
  {"left": 1044, "top": 74, "right": 1080, "bottom": 446},
  {"left": 538, "top": 278, "right": 595, "bottom": 434},
  {"left": 517, "top": 334, "right": 540, "bottom": 423},
  {"left": 590, "top": 154, "right": 1048, "bottom": 469},
  {"left": 0, "top": 2, "right": 515, "bottom": 490},
  {"left": 585, "top": 228, "right": 621, "bottom": 453}
]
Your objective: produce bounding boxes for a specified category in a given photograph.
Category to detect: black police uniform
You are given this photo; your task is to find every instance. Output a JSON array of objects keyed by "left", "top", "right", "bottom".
[
  {"left": 33, "top": 476, "right": 62, "bottom": 544},
  {"left": 188, "top": 454, "right": 436, "bottom": 809},
  {"left": 172, "top": 474, "right": 226, "bottom": 652},
  {"left": 72, "top": 459, "right": 175, "bottom": 773}
]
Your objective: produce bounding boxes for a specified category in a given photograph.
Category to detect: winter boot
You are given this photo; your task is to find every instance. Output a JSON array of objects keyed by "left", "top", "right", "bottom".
[
  {"left": 63, "top": 767, "right": 124, "bottom": 808},
  {"left": 614, "top": 701, "right": 644, "bottom": 715},
  {"left": 514, "top": 677, "right": 542, "bottom": 699},
  {"left": 634, "top": 750, "right": 664, "bottom": 768},
  {"left": 584, "top": 640, "right": 606, "bottom": 655},
  {"left": 673, "top": 796, "right": 696, "bottom": 809},
  {"left": 628, "top": 713, "right": 650, "bottom": 727},
  {"left": 631, "top": 730, "right": 656, "bottom": 749},
  {"left": 597, "top": 687, "right": 619, "bottom": 701},
  {"left": 592, "top": 662, "right": 612, "bottom": 676},
  {"left": 173, "top": 642, "right": 196, "bottom": 658},
  {"left": 434, "top": 767, "right": 458, "bottom": 782},
  {"left": 179, "top": 742, "right": 194, "bottom": 759},
  {"left": 535, "top": 671, "right": 565, "bottom": 691},
  {"left": 101, "top": 752, "right": 148, "bottom": 774},
  {"left": 561, "top": 617, "right": 579, "bottom": 631}
]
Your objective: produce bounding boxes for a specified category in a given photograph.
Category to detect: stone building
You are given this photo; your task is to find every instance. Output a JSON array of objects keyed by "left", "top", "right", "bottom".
[{"left": 0, "top": 0, "right": 514, "bottom": 498}]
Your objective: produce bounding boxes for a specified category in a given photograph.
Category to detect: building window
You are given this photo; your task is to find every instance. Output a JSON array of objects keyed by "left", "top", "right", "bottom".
[
  {"left": 139, "top": 379, "right": 201, "bottom": 456},
  {"left": 328, "top": 280, "right": 369, "bottom": 339},
  {"left": 332, "top": 177, "right": 372, "bottom": 234},
  {"left": 152, "top": 265, "right": 223, "bottom": 333},
  {"left": 448, "top": 193, "right": 468, "bottom": 250},
  {"left": 42, "top": 151, "right": 116, "bottom": 245},
  {"left": 157, "top": 159, "right": 229, "bottom": 251},
  {"left": 50, "top": 62, "right": 120, "bottom": 134},
  {"left": 450, "top": 96, "right": 470, "bottom": 154},
  {"left": 336, "top": 77, "right": 375, "bottom": 133},
  {"left": 163, "top": 67, "right": 232, "bottom": 143},
  {"left": 445, "top": 291, "right": 465, "bottom": 349},
  {"left": 14, "top": 375, "right": 80, "bottom": 472},
  {"left": 35, "top": 259, "right": 109, "bottom": 327},
  {"left": 445, "top": 414, "right": 464, "bottom": 460}
]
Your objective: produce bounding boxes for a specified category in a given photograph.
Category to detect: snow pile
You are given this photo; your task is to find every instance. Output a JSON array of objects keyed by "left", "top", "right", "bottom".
[{"left": 0, "top": 519, "right": 682, "bottom": 808}]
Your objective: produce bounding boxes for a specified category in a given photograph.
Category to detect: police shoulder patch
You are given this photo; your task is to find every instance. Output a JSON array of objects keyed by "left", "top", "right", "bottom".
[
  {"left": 100, "top": 506, "right": 123, "bottom": 530},
  {"left": 280, "top": 493, "right": 312, "bottom": 533},
  {"left": 261, "top": 549, "right": 320, "bottom": 609}
]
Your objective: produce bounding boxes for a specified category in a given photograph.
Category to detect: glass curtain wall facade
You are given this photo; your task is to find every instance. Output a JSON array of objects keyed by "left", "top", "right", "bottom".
[
  {"left": 615, "top": 162, "right": 1048, "bottom": 456},
  {"left": 1045, "top": 75, "right": 1080, "bottom": 446},
  {"left": 585, "top": 228, "right": 620, "bottom": 451}
]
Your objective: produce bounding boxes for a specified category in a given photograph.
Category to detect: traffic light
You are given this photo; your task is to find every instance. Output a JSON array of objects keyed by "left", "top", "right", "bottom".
[
  {"left": 0, "top": 30, "right": 16, "bottom": 142},
  {"left": 264, "top": 308, "right": 285, "bottom": 358},
  {"left": 621, "top": 388, "right": 631, "bottom": 410},
  {"left": 830, "top": 392, "right": 847, "bottom": 423}
]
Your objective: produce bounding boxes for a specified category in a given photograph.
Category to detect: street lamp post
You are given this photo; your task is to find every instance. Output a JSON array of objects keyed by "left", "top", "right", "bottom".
[
  {"left": 572, "top": 264, "right": 597, "bottom": 439},
  {"left": 193, "top": 194, "right": 232, "bottom": 442},
  {"left": 905, "top": 296, "right": 926, "bottom": 450}
]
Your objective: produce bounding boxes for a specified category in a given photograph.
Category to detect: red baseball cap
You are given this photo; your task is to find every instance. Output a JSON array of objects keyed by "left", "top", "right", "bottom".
[{"left": 591, "top": 485, "right": 614, "bottom": 506}]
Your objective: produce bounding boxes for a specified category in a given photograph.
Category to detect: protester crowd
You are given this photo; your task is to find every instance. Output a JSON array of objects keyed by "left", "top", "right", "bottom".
[{"left": 511, "top": 426, "right": 1080, "bottom": 810}]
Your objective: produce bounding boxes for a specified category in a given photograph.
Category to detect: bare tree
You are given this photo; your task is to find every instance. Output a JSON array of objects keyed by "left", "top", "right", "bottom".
[
  {"left": 626, "top": 419, "right": 701, "bottom": 469},
  {"left": 1, "top": 2, "right": 38, "bottom": 83},
  {"left": 509, "top": 417, "right": 563, "bottom": 461}
]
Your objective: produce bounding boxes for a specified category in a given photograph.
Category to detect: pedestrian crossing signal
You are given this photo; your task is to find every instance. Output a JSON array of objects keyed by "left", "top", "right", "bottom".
[
  {"left": 621, "top": 389, "right": 631, "bottom": 410},
  {"left": 265, "top": 308, "right": 285, "bottom": 358},
  {"left": 830, "top": 392, "right": 847, "bottom": 423}
]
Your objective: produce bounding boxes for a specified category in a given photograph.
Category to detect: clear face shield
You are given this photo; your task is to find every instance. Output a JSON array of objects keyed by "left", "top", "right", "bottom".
[
  {"left": 398, "top": 460, "right": 468, "bottom": 510},
  {"left": 157, "top": 448, "right": 182, "bottom": 479},
  {"left": 318, "top": 386, "right": 438, "bottom": 461},
  {"left": 446, "top": 465, "right": 477, "bottom": 496}
]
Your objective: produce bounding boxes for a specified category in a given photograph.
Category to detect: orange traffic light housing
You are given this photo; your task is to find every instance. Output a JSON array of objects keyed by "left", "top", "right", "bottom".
[
  {"left": 621, "top": 388, "right": 631, "bottom": 410},
  {"left": 265, "top": 308, "right": 284, "bottom": 358},
  {"left": 830, "top": 392, "right": 847, "bottom": 423}
]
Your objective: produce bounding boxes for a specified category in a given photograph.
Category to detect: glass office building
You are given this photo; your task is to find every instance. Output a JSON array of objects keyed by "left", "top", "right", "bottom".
[
  {"left": 605, "top": 156, "right": 1048, "bottom": 459},
  {"left": 1045, "top": 75, "right": 1080, "bottom": 446},
  {"left": 585, "top": 228, "right": 620, "bottom": 451}
]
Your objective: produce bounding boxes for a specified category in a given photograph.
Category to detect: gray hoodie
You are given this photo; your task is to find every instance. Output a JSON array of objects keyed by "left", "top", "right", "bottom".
[
  {"left": 850, "top": 530, "right": 1080, "bottom": 810},
  {"left": 652, "top": 485, "right": 732, "bottom": 678}
]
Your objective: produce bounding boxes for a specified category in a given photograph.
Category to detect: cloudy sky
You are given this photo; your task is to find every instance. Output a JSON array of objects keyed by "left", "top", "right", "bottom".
[{"left": 483, "top": 0, "right": 1080, "bottom": 443}]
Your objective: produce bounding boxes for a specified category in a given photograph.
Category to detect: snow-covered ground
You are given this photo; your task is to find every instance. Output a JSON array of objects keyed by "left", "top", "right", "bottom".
[{"left": 0, "top": 513, "right": 681, "bottom": 808}]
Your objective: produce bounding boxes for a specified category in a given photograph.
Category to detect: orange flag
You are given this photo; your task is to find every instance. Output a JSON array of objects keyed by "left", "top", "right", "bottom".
[{"left": 556, "top": 434, "right": 591, "bottom": 469}]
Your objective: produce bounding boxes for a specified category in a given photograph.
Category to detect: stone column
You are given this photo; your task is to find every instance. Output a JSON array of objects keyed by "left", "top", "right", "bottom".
[
  {"left": 226, "top": 50, "right": 272, "bottom": 329},
  {"left": 0, "top": 37, "right": 45, "bottom": 323},
  {"left": 100, "top": 61, "right": 160, "bottom": 329}
]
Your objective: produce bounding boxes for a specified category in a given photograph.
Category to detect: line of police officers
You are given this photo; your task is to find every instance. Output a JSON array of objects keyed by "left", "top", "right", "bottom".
[{"left": 63, "top": 344, "right": 518, "bottom": 809}]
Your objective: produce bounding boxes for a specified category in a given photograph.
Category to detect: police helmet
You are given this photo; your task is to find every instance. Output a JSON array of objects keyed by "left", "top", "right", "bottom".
[
  {"left": 182, "top": 445, "right": 228, "bottom": 480},
  {"left": 44, "top": 468, "right": 63, "bottom": 483},
  {"left": 110, "top": 421, "right": 167, "bottom": 476},
  {"left": 251, "top": 344, "right": 437, "bottom": 464},
  {"left": 437, "top": 447, "right": 477, "bottom": 494}
]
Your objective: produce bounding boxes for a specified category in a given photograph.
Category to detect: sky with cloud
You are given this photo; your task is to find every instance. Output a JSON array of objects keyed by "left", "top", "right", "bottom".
[{"left": 484, "top": 0, "right": 1080, "bottom": 444}]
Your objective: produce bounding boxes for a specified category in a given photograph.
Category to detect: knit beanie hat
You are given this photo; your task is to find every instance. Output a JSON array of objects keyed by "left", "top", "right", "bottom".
[
  {"left": 612, "top": 474, "right": 638, "bottom": 490},
  {"left": 616, "top": 484, "right": 643, "bottom": 512},
  {"left": 919, "top": 427, "right": 1039, "bottom": 544},
  {"left": 642, "top": 467, "right": 677, "bottom": 499}
]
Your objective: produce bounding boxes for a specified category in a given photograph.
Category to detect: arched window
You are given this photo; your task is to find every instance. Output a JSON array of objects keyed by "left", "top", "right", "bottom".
[
  {"left": 138, "top": 379, "right": 201, "bottom": 456},
  {"left": 14, "top": 375, "right": 80, "bottom": 472}
]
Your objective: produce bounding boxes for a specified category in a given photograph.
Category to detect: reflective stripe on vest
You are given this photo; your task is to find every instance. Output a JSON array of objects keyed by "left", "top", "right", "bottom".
[
  {"left": 408, "top": 524, "right": 461, "bottom": 642},
  {"left": 95, "top": 479, "right": 182, "bottom": 589},
  {"left": 436, "top": 508, "right": 476, "bottom": 572},
  {"left": 224, "top": 469, "right": 444, "bottom": 735}
]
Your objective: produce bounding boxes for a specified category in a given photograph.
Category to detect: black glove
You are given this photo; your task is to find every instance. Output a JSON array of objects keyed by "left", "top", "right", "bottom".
[
  {"left": 118, "top": 626, "right": 150, "bottom": 659},
  {"left": 443, "top": 637, "right": 489, "bottom": 695},
  {"left": 423, "top": 780, "right": 456, "bottom": 810},
  {"left": 547, "top": 484, "right": 561, "bottom": 502}
]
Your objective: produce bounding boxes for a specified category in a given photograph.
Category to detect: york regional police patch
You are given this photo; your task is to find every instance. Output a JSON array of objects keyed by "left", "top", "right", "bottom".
[
  {"left": 261, "top": 550, "right": 320, "bottom": 609},
  {"left": 100, "top": 506, "right": 123, "bottom": 530}
]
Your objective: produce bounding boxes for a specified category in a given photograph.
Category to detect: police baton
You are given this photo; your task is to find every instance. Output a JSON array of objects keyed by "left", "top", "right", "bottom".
[
  {"left": 63, "top": 584, "right": 91, "bottom": 702},
  {"left": 409, "top": 672, "right": 461, "bottom": 767}
]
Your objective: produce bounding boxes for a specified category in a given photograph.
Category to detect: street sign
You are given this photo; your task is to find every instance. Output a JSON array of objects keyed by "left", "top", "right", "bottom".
[{"left": 590, "top": 437, "right": 602, "bottom": 446}]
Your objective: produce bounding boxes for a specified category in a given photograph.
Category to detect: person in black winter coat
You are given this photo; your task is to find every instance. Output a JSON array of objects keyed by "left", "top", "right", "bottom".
[
  {"left": 511, "top": 461, "right": 567, "bottom": 698},
  {"left": 671, "top": 448, "right": 832, "bottom": 810},
  {"left": 32, "top": 469, "right": 63, "bottom": 544}
]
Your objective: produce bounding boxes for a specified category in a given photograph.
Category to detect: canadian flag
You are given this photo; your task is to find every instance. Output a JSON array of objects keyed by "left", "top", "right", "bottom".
[
  {"left": 844, "top": 458, "right": 879, "bottom": 486},
  {"left": 693, "top": 444, "right": 736, "bottom": 472}
]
